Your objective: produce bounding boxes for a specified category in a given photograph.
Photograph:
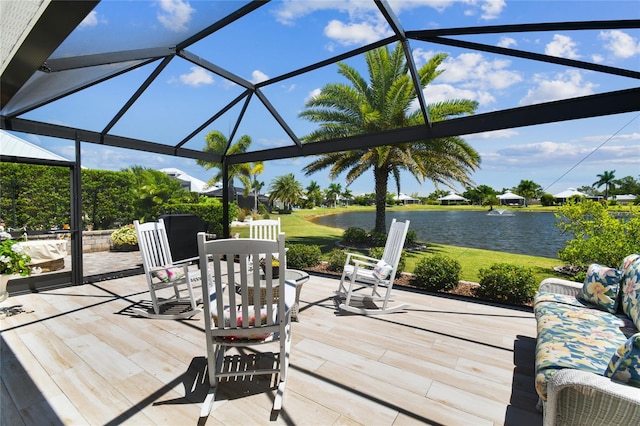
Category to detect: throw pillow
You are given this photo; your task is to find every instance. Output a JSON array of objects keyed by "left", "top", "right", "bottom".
[
  {"left": 373, "top": 260, "right": 393, "bottom": 280},
  {"left": 604, "top": 333, "right": 640, "bottom": 388},
  {"left": 577, "top": 263, "right": 622, "bottom": 313},
  {"left": 151, "top": 267, "right": 185, "bottom": 283},
  {"left": 620, "top": 254, "right": 640, "bottom": 329}
]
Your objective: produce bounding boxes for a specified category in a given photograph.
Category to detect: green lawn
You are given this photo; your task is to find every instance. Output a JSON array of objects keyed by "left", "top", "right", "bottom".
[{"left": 232, "top": 206, "right": 570, "bottom": 284}]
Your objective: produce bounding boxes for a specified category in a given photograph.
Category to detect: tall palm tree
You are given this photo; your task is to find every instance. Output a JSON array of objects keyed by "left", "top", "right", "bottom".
[
  {"left": 342, "top": 188, "right": 353, "bottom": 206},
  {"left": 594, "top": 170, "right": 616, "bottom": 199},
  {"left": 305, "top": 180, "right": 323, "bottom": 207},
  {"left": 300, "top": 43, "right": 480, "bottom": 233},
  {"left": 268, "top": 173, "right": 303, "bottom": 210},
  {"left": 196, "top": 130, "right": 252, "bottom": 201},
  {"left": 241, "top": 161, "right": 264, "bottom": 211},
  {"left": 326, "top": 182, "right": 342, "bottom": 208}
]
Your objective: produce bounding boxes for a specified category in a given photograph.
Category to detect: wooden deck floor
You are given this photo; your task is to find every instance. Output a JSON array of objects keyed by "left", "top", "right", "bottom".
[{"left": 1, "top": 271, "right": 542, "bottom": 425}]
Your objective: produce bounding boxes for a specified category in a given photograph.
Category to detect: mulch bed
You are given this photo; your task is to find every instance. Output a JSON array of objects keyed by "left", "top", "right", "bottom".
[{"left": 303, "top": 262, "right": 478, "bottom": 298}]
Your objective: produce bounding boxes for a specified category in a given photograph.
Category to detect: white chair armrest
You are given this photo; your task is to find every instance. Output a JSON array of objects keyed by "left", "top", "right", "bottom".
[
  {"left": 346, "top": 252, "right": 379, "bottom": 264},
  {"left": 539, "top": 277, "right": 583, "bottom": 296},
  {"left": 352, "top": 258, "right": 377, "bottom": 269},
  {"left": 545, "top": 369, "right": 640, "bottom": 426}
]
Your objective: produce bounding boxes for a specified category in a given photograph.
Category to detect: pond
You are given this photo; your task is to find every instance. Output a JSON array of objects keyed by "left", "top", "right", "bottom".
[{"left": 311, "top": 210, "right": 567, "bottom": 259}]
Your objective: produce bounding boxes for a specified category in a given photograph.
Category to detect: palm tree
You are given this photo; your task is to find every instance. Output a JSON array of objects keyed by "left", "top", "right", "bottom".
[
  {"left": 594, "top": 170, "right": 616, "bottom": 199},
  {"left": 305, "top": 180, "right": 323, "bottom": 207},
  {"left": 300, "top": 43, "right": 480, "bottom": 233},
  {"left": 342, "top": 188, "right": 353, "bottom": 206},
  {"left": 268, "top": 174, "right": 303, "bottom": 210},
  {"left": 241, "top": 162, "right": 264, "bottom": 211},
  {"left": 516, "top": 179, "right": 542, "bottom": 207},
  {"left": 326, "top": 182, "right": 342, "bottom": 208},
  {"left": 196, "top": 130, "right": 252, "bottom": 201}
]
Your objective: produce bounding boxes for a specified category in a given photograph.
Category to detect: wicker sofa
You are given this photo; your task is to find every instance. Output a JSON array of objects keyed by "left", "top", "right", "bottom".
[{"left": 533, "top": 254, "right": 640, "bottom": 426}]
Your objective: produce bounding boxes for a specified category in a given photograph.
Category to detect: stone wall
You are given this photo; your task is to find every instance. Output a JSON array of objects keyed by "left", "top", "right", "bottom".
[{"left": 25, "top": 230, "right": 114, "bottom": 253}]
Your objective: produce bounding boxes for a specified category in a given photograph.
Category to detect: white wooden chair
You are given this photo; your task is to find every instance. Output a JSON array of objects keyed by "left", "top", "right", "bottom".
[
  {"left": 336, "top": 219, "right": 410, "bottom": 315},
  {"left": 249, "top": 218, "right": 281, "bottom": 240},
  {"left": 197, "top": 232, "right": 294, "bottom": 417},
  {"left": 133, "top": 219, "right": 200, "bottom": 319}
]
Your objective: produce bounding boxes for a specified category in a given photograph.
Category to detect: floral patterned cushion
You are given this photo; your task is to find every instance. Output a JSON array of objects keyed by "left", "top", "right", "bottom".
[
  {"left": 577, "top": 264, "right": 622, "bottom": 313},
  {"left": 212, "top": 305, "right": 276, "bottom": 340},
  {"left": 151, "top": 267, "right": 185, "bottom": 282},
  {"left": 620, "top": 254, "right": 640, "bottom": 329},
  {"left": 604, "top": 333, "right": 640, "bottom": 387},
  {"left": 534, "top": 294, "right": 632, "bottom": 401}
]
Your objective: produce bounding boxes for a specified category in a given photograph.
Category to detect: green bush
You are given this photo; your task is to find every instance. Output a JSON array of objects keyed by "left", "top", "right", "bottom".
[
  {"left": 369, "top": 247, "right": 406, "bottom": 279},
  {"left": 369, "top": 231, "right": 387, "bottom": 247},
  {"left": 474, "top": 263, "right": 537, "bottom": 305},
  {"left": 412, "top": 255, "right": 461, "bottom": 291},
  {"left": 405, "top": 229, "right": 418, "bottom": 247},
  {"left": 327, "top": 248, "right": 347, "bottom": 272},
  {"left": 342, "top": 227, "right": 368, "bottom": 245},
  {"left": 286, "top": 244, "right": 322, "bottom": 269},
  {"left": 110, "top": 224, "right": 137, "bottom": 246},
  {"left": 540, "top": 193, "right": 555, "bottom": 207}
]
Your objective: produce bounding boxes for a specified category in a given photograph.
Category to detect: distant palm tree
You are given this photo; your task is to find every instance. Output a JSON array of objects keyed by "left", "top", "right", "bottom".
[
  {"left": 516, "top": 179, "right": 543, "bottom": 207},
  {"left": 342, "top": 188, "right": 353, "bottom": 206},
  {"left": 594, "top": 170, "right": 616, "bottom": 199},
  {"left": 305, "top": 180, "right": 323, "bottom": 207},
  {"left": 326, "top": 183, "right": 342, "bottom": 208},
  {"left": 268, "top": 174, "right": 303, "bottom": 210},
  {"left": 241, "top": 162, "right": 264, "bottom": 211},
  {"left": 300, "top": 43, "right": 480, "bottom": 233},
  {"left": 196, "top": 130, "right": 252, "bottom": 201}
]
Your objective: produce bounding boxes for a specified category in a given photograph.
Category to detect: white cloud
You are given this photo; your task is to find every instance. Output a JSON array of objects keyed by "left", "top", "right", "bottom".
[
  {"left": 423, "top": 84, "right": 495, "bottom": 106},
  {"left": 250, "top": 70, "right": 269, "bottom": 84},
  {"left": 519, "top": 70, "right": 596, "bottom": 106},
  {"left": 304, "top": 88, "right": 322, "bottom": 104},
  {"left": 436, "top": 53, "right": 522, "bottom": 90},
  {"left": 79, "top": 11, "right": 99, "bottom": 28},
  {"left": 480, "top": 0, "right": 506, "bottom": 20},
  {"left": 545, "top": 34, "right": 580, "bottom": 59},
  {"left": 324, "top": 19, "right": 390, "bottom": 46},
  {"left": 467, "top": 129, "right": 520, "bottom": 139},
  {"left": 178, "top": 67, "right": 213, "bottom": 87},
  {"left": 599, "top": 30, "right": 640, "bottom": 59},
  {"left": 157, "top": 0, "right": 194, "bottom": 32},
  {"left": 591, "top": 54, "right": 604, "bottom": 63},
  {"left": 497, "top": 36, "right": 517, "bottom": 48}
]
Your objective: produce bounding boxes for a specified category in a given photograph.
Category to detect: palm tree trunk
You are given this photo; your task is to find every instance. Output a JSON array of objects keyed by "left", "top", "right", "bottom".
[{"left": 374, "top": 167, "right": 387, "bottom": 234}]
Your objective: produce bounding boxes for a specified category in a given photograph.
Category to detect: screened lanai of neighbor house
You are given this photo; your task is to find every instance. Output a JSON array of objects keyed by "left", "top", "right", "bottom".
[{"left": 1, "top": 1, "right": 638, "bottom": 285}]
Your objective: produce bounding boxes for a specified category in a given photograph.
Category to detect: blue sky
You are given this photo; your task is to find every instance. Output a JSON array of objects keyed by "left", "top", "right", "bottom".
[{"left": 15, "top": 0, "right": 640, "bottom": 197}]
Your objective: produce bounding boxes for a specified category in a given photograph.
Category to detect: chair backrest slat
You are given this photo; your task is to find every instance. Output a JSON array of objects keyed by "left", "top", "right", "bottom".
[
  {"left": 249, "top": 218, "right": 281, "bottom": 241},
  {"left": 382, "top": 219, "right": 410, "bottom": 269}
]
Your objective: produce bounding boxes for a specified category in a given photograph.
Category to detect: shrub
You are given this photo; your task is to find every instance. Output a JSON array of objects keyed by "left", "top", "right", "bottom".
[
  {"left": 540, "top": 193, "right": 555, "bottom": 206},
  {"left": 286, "top": 244, "right": 322, "bottom": 269},
  {"left": 405, "top": 230, "right": 418, "bottom": 247},
  {"left": 110, "top": 224, "right": 137, "bottom": 246},
  {"left": 327, "top": 248, "right": 347, "bottom": 272},
  {"left": 412, "top": 255, "right": 461, "bottom": 291},
  {"left": 342, "top": 227, "right": 368, "bottom": 245},
  {"left": 474, "top": 263, "right": 537, "bottom": 305},
  {"left": 369, "top": 247, "right": 406, "bottom": 279},
  {"left": 369, "top": 231, "right": 387, "bottom": 247}
]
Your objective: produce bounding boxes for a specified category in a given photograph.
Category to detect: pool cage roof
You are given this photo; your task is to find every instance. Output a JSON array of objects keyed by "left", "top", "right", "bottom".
[{"left": 0, "top": 0, "right": 639, "bottom": 286}]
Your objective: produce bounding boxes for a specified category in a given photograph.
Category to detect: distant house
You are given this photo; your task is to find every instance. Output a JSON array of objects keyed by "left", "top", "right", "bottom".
[
  {"left": 499, "top": 190, "right": 525, "bottom": 206},
  {"left": 159, "top": 168, "right": 215, "bottom": 193},
  {"left": 613, "top": 194, "right": 638, "bottom": 204},
  {"left": 553, "top": 188, "right": 587, "bottom": 205},
  {"left": 394, "top": 193, "right": 420, "bottom": 205},
  {"left": 438, "top": 192, "right": 469, "bottom": 205}
]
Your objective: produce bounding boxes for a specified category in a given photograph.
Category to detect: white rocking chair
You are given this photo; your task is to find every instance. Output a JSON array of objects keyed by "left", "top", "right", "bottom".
[
  {"left": 133, "top": 219, "right": 201, "bottom": 319},
  {"left": 197, "top": 232, "right": 293, "bottom": 418},
  {"left": 337, "top": 219, "right": 410, "bottom": 315}
]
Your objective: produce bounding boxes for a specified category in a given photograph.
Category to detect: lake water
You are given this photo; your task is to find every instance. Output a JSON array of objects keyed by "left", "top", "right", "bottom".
[{"left": 311, "top": 210, "right": 566, "bottom": 259}]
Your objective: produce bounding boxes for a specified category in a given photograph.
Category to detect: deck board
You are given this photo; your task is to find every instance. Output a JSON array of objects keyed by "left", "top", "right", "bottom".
[{"left": 1, "top": 271, "right": 542, "bottom": 425}]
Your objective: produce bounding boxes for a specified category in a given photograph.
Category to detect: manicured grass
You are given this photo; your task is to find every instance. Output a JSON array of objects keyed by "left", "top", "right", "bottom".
[{"left": 232, "top": 206, "right": 570, "bottom": 284}]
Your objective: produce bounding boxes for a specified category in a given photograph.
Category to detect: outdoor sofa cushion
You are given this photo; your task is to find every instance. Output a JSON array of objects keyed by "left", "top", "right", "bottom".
[
  {"left": 577, "top": 263, "right": 622, "bottom": 313},
  {"left": 533, "top": 292, "right": 636, "bottom": 401},
  {"left": 604, "top": 332, "right": 640, "bottom": 387},
  {"left": 620, "top": 254, "right": 640, "bottom": 330}
]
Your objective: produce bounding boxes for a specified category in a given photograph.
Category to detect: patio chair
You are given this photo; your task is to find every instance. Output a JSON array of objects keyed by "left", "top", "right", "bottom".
[
  {"left": 197, "top": 232, "right": 294, "bottom": 417},
  {"left": 133, "top": 219, "right": 201, "bottom": 319},
  {"left": 249, "top": 217, "right": 283, "bottom": 260},
  {"left": 336, "top": 219, "right": 410, "bottom": 315}
]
